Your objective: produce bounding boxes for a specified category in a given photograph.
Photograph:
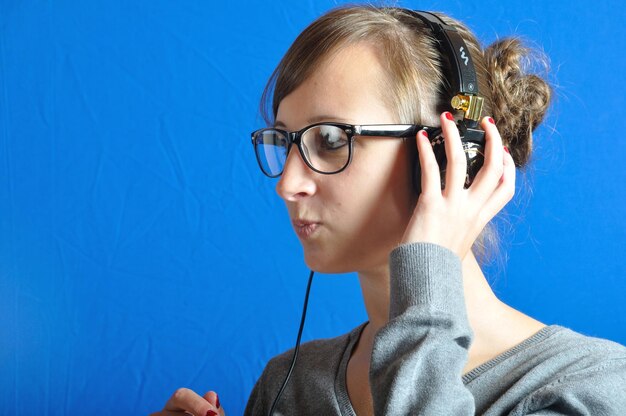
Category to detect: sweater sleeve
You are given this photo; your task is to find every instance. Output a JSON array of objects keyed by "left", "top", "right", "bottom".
[{"left": 369, "top": 242, "right": 475, "bottom": 415}]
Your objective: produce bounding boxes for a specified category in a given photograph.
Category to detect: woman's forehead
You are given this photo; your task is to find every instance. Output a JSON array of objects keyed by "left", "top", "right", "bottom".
[{"left": 275, "top": 43, "right": 395, "bottom": 128}]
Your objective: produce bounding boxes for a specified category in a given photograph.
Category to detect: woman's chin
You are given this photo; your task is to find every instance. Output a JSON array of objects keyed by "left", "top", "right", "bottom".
[{"left": 303, "top": 252, "right": 354, "bottom": 274}]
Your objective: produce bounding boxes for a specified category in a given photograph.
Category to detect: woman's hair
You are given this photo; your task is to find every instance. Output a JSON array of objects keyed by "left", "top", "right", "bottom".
[{"left": 260, "top": 5, "right": 552, "bottom": 265}]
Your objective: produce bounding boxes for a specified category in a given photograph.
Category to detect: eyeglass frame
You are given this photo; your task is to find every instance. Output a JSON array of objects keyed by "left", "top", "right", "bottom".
[{"left": 250, "top": 122, "right": 440, "bottom": 178}]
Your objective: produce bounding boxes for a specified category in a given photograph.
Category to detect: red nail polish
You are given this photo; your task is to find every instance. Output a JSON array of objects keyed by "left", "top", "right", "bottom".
[
  {"left": 444, "top": 112, "right": 454, "bottom": 121},
  {"left": 504, "top": 146, "right": 510, "bottom": 154},
  {"left": 216, "top": 394, "right": 221, "bottom": 409},
  {"left": 420, "top": 130, "right": 428, "bottom": 139},
  {"left": 488, "top": 117, "right": 495, "bottom": 124},
  {"left": 206, "top": 410, "right": 218, "bottom": 416}
]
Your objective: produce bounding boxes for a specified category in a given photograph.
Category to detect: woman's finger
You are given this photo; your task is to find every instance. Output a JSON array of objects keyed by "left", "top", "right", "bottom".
[
  {"left": 468, "top": 116, "right": 505, "bottom": 202},
  {"left": 440, "top": 111, "right": 467, "bottom": 196},
  {"left": 203, "top": 391, "right": 226, "bottom": 416},
  {"left": 479, "top": 144, "right": 516, "bottom": 224},
  {"left": 416, "top": 129, "right": 441, "bottom": 197},
  {"left": 160, "top": 387, "right": 218, "bottom": 416}
]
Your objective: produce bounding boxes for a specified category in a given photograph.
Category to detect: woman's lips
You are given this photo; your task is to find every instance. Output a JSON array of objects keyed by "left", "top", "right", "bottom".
[{"left": 292, "top": 220, "right": 321, "bottom": 239}]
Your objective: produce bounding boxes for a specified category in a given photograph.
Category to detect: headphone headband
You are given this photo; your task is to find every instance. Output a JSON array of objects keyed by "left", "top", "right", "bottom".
[
  {"left": 402, "top": 10, "right": 483, "bottom": 123},
  {"left": 405, "top": 10, "right": 479, "bottom": 95}
]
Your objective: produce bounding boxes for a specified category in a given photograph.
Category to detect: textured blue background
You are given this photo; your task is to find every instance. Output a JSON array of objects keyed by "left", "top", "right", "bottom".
[{"left": 1, "top": 0, "right": 624, "bottom": 414}]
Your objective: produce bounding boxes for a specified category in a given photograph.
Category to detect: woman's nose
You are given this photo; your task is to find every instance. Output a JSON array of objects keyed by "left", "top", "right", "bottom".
[{"left": 275, "top": 146, "right": 317, "bottom": 201}]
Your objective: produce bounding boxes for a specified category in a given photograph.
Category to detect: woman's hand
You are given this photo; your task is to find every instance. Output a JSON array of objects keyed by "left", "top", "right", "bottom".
[
  {"left": 401, "top": 112, "right": 515, "bottom": 260},
  {"left": 150, "top": 388, "right": 225, "bottom": 416}
]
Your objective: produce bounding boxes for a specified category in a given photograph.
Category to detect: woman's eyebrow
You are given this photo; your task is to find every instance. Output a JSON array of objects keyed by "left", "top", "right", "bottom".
[
  {"left": 308, "top": 115, "right": 351, "bottom": 123},
  {"left": 274, "top": 115, "right": 352, "bottom": 129}
]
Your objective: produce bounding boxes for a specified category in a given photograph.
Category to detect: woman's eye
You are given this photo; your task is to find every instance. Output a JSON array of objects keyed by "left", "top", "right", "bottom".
[{"left": 318, "top": 126, "right": 348, "bottom": 150}]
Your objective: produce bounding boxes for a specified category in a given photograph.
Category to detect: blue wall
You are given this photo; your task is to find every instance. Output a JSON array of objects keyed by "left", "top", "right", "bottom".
[{"left": 1, "top": 1, "right": 624, "bottom": 414}]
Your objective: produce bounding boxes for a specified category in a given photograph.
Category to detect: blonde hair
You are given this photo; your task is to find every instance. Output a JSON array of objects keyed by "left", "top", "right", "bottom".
[{"left": 260, "top": 5, "right": 552, "bottom": 265}]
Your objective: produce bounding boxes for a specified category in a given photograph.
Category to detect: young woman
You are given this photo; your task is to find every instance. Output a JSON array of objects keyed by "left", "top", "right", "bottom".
[{"left": 153, "top": 6, "right": 626, "bottom": 416}]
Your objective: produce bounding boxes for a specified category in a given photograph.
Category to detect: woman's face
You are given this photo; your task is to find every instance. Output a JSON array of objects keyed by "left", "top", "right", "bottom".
[{"left": 275, "top": 42, "right": 418, "bottom": 274}]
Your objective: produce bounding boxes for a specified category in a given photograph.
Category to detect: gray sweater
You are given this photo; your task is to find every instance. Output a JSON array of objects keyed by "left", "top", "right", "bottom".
[{"left": 245, "top": 243, "right": 626, "bottom": 415}]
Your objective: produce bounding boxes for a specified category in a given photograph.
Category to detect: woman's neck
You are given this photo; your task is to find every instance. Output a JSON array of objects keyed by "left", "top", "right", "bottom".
[
  {"left": 355, "top": 250, "right": 545, "bottom": 368},
  {"left": 356, "top": 250, "right": 498, "bottom": 331}
]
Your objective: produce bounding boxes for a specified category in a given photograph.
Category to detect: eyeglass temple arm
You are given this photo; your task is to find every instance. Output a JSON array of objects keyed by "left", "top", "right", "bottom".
[
  {"left": 355, "top": 124, "right": 438, "bottom": 138},
  {"left": 356, "top": 124, "right": 483, "bottom": 146}
]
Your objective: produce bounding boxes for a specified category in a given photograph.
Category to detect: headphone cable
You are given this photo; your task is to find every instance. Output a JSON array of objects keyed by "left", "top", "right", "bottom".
[{"left": 267, "top": 269, "right": 315, "bottom": 416}]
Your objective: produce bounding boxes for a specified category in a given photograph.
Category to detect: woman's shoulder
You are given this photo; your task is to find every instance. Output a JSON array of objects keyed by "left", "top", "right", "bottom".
[
  {"left": 467, "top": 325, "right": 626, "bottom": 414},
  {"left": 466, "top": 325, "right": 626, "bottom": 383},
  {"left": 527, "top": 325, "right": 626, "bottom": 367},
  {"left": 464, "top": 325, "right": 626, "bottom": 383},
  {"left": 517, "top": 326, "right": 626, "bottom": 413}
]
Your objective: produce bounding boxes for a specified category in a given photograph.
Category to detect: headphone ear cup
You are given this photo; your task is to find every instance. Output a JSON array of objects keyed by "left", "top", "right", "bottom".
[
  {"left": 413, "top": 135, "right": 447, "bottom": 195},
  {"left": 432, "top": 136, "right": 448, "bottom": 190},
  {"left": 463, "top": 141, "right": 485, "bottom": 188},
  {"left": 412, "top": 126, "right": 488, "bottom": 193},
  {"left": 412, "top": 153, "right": 422, "bottom": 195}
]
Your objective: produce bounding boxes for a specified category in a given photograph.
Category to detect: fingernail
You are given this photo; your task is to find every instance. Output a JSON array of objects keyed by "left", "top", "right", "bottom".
[
  {"left": 206, "top": 410, "right": 218, "bottom": 416},
  {"left": 419, "top": 130, "right": 428, "bottom": 139},
  {"left": 504, "top": 146, "right": 510, "bottom": 154},
  {"left": 488, "top": 117, "right": 495, "bottom": 124},
  {"left": 444, "top": 112, "right": 454, "bottom": 121},
  {"left": 216, "top": 394, "right": 221, "bottom": 409}
]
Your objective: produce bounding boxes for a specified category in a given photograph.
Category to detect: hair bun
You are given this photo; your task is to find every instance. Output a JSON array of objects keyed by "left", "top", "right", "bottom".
[{"left": 485, "top": 37, "right": 552, "bottom": 167}]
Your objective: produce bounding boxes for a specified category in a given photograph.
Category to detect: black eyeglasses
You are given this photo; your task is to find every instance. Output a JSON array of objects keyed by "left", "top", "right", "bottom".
[{"left": 251, "top": 122, "right": 437, "bottom": 177}]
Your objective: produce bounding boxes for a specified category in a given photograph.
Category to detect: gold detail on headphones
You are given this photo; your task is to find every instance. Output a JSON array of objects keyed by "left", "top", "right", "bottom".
[{"left": 451, "top": 94, "right": 484, "bottom": 122}]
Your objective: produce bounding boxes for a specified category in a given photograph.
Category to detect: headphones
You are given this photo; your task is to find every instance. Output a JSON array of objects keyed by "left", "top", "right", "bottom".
[{"left": 403, "top": 10, "right": 486, "bottom": 194}]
